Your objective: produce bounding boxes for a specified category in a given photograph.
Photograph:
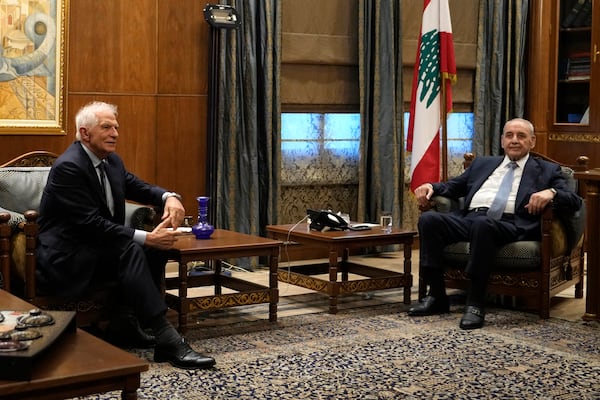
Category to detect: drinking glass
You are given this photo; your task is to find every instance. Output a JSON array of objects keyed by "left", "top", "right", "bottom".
[{"left": 380, "top": 211, "right": 392, "bottom": 233}]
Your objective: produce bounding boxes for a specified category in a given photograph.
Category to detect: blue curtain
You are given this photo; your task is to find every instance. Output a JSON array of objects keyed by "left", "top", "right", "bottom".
[
  {"left": 358, "top": 0, "right": 404, "bottom": 227},
  {"left": 473, "top": 0, "right": 529, "bottom": 156},
  {"left": 210, "top": 1, "right": 281, "bottom": 267}
]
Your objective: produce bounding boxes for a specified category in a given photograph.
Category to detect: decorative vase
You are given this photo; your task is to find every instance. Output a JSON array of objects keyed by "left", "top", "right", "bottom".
[{"left": 192, "top": 196, "right": 215, "bottom": 239}]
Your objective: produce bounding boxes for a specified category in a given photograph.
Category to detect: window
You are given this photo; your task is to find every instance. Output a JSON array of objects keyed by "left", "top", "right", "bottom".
[
  {"left": 281, "top": 113, "right": 360, "bottom": 186},
  {"left": 281, "top": 112, "right": 474, "bottom": 183},
  {"left": 279, "top": 111, "right": 474, "bottom": 223},
  {"left": 404, "top": 112, "right": 474, "bottom": 178}
]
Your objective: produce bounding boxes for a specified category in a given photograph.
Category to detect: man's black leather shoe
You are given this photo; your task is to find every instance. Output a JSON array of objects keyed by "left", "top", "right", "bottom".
[
  {"left": 459, "top": 305, "right": 485, "bottom": 330},
  {"left": 407, "top": 295, "right": 450, "bottom": 316},
  {"left": 154, "top": 338, "right": 216, "bottom": 370},
  {"left": 106, "top": 313, "right": 156, "bottom": 349}
]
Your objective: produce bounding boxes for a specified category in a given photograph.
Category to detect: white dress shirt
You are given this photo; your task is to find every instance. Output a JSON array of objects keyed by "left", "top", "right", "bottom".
[{"left": 469, "top": 154, "right": 529, "bottom": 214}]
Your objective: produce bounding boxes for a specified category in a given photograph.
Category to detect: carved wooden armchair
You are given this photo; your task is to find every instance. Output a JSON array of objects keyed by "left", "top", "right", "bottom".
[
  {"left": 417, "top": 151, "right": 588, "bottom": 318},
  {"left": 0, "top": 151, "right": 157, "bottom": 327}
]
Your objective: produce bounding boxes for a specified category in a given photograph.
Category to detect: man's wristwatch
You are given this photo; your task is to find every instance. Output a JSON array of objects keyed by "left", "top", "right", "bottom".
[
  {"left": 165, "top": 192, "right": 183, "bottom": 201},
  {"left": 549, "top": 188, "right": 557, "bottom": 197}
]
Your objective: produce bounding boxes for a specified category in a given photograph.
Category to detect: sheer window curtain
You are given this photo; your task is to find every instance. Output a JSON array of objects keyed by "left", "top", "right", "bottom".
[
  {"left": 358, "top": 0, "right": 404, "bottom": 228},
  {"left": 211, "top": 1, "right": 281, "bottom": 266},
  {"left": 473, "top": 0, "right": 529, "bottom": 156}
]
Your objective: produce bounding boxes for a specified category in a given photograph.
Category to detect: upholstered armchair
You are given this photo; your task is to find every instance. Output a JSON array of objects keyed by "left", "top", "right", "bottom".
[
  {"left": 0, "top": 151, "right": 157, "bottom": 327},
  {"left": 417, "top": 151, "right": 588, "bottom": 318}
]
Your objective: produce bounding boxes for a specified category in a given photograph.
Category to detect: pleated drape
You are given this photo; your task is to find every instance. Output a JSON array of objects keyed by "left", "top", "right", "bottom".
[
  {"left": 357, "top": 0, "right": 404, "bottom": 227},
  {"left": 211, "top": 1, "right": 281, "bottom": 267},
  {"left": 473, "top": 0, "right": 529, "bottom": 156}
]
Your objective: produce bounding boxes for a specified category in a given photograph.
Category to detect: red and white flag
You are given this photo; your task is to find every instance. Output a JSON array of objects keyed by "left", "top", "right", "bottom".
[{"left": 407, "top": 0, "right": 456, "bottom": 192}]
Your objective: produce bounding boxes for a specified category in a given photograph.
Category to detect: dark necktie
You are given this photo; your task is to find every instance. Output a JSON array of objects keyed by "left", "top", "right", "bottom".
[
  {"left": 97, "top": 161, "right": 107, "bottom": 196},
  {"left": 487, "top": 161, "right": 518, "bottom": 219},
  {"left": 97, "top": 161, "right": 114, "bottom": 215}
]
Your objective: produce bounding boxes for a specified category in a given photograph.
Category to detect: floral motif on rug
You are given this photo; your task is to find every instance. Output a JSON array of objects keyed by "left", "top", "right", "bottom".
[{"left": 73, "top": 304, "right": 600, "bottom": 400}]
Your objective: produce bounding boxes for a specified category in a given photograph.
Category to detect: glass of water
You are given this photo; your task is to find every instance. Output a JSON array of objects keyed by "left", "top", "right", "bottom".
[{"left": 380, "top": 211, "right": 392, "bottom": 233}]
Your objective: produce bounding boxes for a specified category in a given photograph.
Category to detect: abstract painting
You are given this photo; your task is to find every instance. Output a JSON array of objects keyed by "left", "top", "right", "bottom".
[{"left": 0, "top": 0, "right": 67, "bottom": 134}]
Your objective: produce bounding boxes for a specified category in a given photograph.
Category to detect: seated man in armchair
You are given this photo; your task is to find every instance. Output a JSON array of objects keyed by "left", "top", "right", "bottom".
[
  {"left": 36, "top": 101, "right": 215, "bottom": 369},
  {"left": 410, "top": 118, "right": 582, "bottom": 329}
]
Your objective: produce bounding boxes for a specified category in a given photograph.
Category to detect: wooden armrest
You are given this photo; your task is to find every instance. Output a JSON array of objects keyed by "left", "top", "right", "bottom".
[
  {"left": 23, "top": 210, "right": 39, "bottom": 300},
  {"left": 0, "top": 212, "right": 11, "bottom": 292}
]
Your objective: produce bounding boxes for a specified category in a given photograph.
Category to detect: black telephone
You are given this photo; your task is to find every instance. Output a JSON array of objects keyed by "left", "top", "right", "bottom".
[{"left": 307, "top": 209, "right": 349, "bottom": 232}]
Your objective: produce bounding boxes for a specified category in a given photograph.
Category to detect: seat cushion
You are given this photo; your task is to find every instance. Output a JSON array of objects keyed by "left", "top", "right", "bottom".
[
  {"left": 443, "top": 240, "right": 541, "bottom": 270},
  {"left": 0, "top": 167, "right": 50, "bottom": 214}
]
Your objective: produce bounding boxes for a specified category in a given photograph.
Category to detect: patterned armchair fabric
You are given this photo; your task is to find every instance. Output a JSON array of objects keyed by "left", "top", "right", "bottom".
[
  {"left": 0, "top": 165, "right": 155, "bottom": 282},
  {"left": 431, "top": 165, "right": 586, "bottom": 270},
  {"left": 0, "top": 151, "right": 156, "bottom": 326},
  {"left": 418, "top": 152, "right": 587, "bottom": 318},
  {"left": 0, "top": 167, "right": 50, "bottom": 215}
]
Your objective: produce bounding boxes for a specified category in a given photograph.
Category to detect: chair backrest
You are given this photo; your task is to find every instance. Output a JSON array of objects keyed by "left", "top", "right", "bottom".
[
  {"left": 462, "top": 151, "right": 588, "bottom": 253},
  {"left": 463, "top": 151, "right": 588, "bottom": 191},
  {"left": 0, "top": 151, "right": 58, "bottom": 168},
  {"left": 0, "top": 152, "right": 58, "bottom": 228},
  {"left": 0, "top": 167, "right": 51, "bottom": 214}
]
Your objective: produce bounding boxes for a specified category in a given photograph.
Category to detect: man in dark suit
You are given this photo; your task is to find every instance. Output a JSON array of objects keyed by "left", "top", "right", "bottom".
[
  {"left": 410, "top": 118, "right": 582, "bottom": 329},
  {"left": 36, "top": 101, "right": 215, "bottom": 369}
]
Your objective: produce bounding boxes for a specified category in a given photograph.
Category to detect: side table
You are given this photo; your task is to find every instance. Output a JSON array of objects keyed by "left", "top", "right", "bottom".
[
  {"left": 0, "top": 290, "right": 148, "bottom": 400},
  {"left": 165, "top": 229, "right": 281, "bottom": 333},
  {"left": 266, "top": 224, "right": 415, "bottom": 314}
]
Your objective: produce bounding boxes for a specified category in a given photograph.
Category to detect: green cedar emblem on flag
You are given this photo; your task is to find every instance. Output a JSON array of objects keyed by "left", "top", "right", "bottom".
[{"left": 418, "top": 29, "right": 441, "bottom": 108}]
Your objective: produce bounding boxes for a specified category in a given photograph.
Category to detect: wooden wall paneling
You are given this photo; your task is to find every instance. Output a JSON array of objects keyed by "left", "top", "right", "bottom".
[
  {"left": 526, "top": 1, "right": 600, "bottom": 167},
  {"left": 155, "top": 96, "right": 207, "bottom": 216},
  {"left": 526, "top": 0, "right": 552, "bottom": 139},
  {"left": 0, "top": 1, "right": 210, "bottom": 219},
  {"left": 157, "top": 0, "right": 210, "bottom": 94},
  {"left": 66, "top": 95, "right": 158, "bottom": 184},
  {"left": 548, "top": 137, "right": 600, "bottom": 168},
  {"left": 103, "top": 95, "right": 157, "bottom": 182},
  {"left": 0, "top": 136, "right": 69, "bottom": 162},
  {"left": 68, "top": 0, "right": 157, "bottom": 93}
]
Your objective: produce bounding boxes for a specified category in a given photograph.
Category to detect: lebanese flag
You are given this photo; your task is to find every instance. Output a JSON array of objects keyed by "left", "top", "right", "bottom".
[{"left": 407, "top": 0, "right": 456, "bottom": 192}]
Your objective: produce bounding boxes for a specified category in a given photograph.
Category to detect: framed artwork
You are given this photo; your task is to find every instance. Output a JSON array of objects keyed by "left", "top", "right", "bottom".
[{"left": 0, "top": 0, "right": 68, "bottom": 135}]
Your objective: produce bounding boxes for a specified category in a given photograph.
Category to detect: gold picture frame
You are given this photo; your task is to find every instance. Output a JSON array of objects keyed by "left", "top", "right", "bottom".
[{"left": 0, "top": 0, "right": 68, "bottom": 135}]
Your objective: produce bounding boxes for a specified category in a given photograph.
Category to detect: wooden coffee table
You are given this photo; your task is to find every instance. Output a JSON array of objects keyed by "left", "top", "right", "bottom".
[
  {"left": 0, "top": 290, "right": 148, "bottom": 400},
  {"left": 266, "top": 224, "right": 416, "bottom": 314},
  {"left": 165, "top": 229, "right": 281, "bottom": 333}
]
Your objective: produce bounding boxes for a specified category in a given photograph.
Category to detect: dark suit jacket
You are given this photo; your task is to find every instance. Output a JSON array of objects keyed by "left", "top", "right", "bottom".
[
  {"left": 431, "top": 155, "right": 582, "bottom": 240},
  {"left": 36, "top": 141, "right": 167, "bottom": 297}
]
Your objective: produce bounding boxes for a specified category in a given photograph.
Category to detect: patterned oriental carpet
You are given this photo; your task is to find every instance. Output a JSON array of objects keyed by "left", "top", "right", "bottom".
[{"left": 74, "top": 297, "right": 600, "bottom": 400}]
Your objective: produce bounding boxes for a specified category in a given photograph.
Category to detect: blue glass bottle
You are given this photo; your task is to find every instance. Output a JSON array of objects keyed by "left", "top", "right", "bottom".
[{"left": 192, "top": 196, "right": 214, "bottom": 239}]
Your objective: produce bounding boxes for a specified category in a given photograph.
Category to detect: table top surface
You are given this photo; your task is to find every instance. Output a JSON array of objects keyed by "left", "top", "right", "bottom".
[
  {"left": 0, "top": 290, "right": 148, "bottom": 393},
  {"left": 267, "top": 224, "right": 417, "bottom": 242},
  {"left": 172, "top": 229, "right": 281, "bottom": 252}
]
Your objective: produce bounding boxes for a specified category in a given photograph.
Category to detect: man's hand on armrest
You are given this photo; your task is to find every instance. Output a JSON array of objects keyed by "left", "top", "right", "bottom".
[
  {"left": 414, "top": 183, "right": 435, "bottom": 211},
  {"left": 525, "top": 189, "right": 555, "bottom": 215}
]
